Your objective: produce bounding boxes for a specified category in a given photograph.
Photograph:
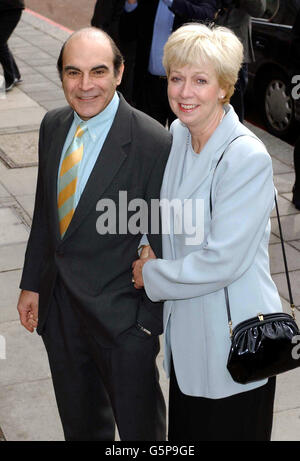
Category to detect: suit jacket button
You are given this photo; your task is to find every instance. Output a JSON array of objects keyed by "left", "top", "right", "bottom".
[{"left": 56, "top": 248, "right": 64, "bottom": 257}]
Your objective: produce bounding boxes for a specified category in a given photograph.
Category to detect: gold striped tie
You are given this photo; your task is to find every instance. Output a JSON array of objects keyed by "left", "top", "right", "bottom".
[{"left": 57, "top": 122, "right": 87, "bottom": 238}]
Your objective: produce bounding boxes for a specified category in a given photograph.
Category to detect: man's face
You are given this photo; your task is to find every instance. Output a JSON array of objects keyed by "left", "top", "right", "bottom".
[{"left": 61, "top": 34, "right": 124, "bottom": 120}]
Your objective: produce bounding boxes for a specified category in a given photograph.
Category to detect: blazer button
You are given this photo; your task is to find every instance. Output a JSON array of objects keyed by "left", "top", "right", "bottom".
[{"left": 56, "top": 248, "right": 64, "bottom": 257}]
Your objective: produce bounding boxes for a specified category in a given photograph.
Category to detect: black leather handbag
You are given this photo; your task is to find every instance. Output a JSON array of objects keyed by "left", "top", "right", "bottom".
[{"left": 210, "top": 136, "right": 300, "bottom": 385}]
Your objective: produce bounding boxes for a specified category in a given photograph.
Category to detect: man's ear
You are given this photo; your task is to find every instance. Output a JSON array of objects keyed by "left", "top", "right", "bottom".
[{"left": 116, "top": 63, "right": 125, "bottom": 86}]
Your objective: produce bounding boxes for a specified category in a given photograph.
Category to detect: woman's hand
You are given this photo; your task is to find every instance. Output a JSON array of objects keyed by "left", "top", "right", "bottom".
[{"left": 132, "top": 245, "right": 156, "bottom": 289}]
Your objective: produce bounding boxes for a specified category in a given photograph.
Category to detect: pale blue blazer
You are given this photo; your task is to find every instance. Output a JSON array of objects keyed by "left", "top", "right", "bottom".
[{"left": 143, "top": 105, "right": 283, "bottom": 399}]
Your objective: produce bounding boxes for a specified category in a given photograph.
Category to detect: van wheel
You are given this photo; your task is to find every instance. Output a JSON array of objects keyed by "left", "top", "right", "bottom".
[{"left": 260, "top": 71, "right": 296, "bottom": 138}]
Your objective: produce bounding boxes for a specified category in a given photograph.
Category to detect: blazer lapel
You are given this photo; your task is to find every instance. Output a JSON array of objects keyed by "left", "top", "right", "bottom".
[
  {"left": 161, "top": 106, "right": 240, "bottom": 258},
  {"left": 176, "top": 133, "right": 219, "bottom": 200},
  {"left": 62, "top": 96, "right": 131, "bottom": 241},
  {"left": 160, "top": 125, "right": 187, "bottom": 260},
  {"left": 176, "top": 106, "right": 239, "bottom": 200}
]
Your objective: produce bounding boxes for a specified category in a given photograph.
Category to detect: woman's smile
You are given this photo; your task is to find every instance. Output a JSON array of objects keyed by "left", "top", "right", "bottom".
[{"left": 178, "top": 103, "right": 199, "bottom": 112}]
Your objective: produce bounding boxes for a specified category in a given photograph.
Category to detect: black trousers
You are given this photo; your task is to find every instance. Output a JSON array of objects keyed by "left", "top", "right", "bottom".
[
  {"left": 168, "top": 360, "right": 276, "bottom": 441},
  {"left": 230, "top": 63, "right": 248, "bottom": 123},
  {"left": 0, "top": 9, "right": 22, "bottom": 86},
  {"left": 41, "top": 277, "right": 166, "bottom": 441},
  {"left": 135, "top": 72, "right": 176, "bottom": 127},
  {"left": 294, "top": 135, "right": 300, "bottom": 192}
]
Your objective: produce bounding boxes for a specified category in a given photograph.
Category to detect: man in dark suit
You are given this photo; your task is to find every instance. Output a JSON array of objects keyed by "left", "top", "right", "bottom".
[
  {"left": 17, "top": 27, "right": 172, "bottom": 441},
  {"left": 91, "top": 0, "right": 125, "bottom": 44},
  {"left": 120, "top": 0, "right": 217, "bottom": 125},
  {"left": 91, "top": 1, "right": 135, "bottom": 104}
]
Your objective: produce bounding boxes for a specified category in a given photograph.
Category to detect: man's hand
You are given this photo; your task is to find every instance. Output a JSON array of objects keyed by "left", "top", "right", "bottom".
[
  {"left": 17, "top": 290, "right": 39, "bottom": 333},
  {"left": 140, "top": 245, "right": 156, "bottom": 260},
  {"left": 132, "top": 246, "right": 156, "bottom": 289}
]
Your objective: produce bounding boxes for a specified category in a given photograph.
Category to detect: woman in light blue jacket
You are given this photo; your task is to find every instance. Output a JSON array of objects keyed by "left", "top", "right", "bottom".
[{"left": 132, "top": 23, "right": 282, "bottom": 441}]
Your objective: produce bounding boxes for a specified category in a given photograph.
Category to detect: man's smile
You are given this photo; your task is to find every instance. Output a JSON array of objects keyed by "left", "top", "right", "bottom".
[{"left": 77, "top": 95, "right": 99, "bottom": 101}]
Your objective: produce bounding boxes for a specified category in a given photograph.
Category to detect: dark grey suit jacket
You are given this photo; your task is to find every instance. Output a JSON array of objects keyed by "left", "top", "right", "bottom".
[{"left": 20, "top": 94, "right": 172, "bottom": 346}]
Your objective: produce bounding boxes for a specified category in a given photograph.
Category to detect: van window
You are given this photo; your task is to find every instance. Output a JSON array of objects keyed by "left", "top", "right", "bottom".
[
  {"left": 263, "top": 0, "right": 280, "bottom": 20},
  {"left": 270, "top": 0, "right": 300, "bottom": 26}
]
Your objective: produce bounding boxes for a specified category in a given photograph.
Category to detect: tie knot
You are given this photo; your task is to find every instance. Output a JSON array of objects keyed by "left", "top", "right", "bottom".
[{"left": 75, "top": 122, "right": 88, "bottom": 139}]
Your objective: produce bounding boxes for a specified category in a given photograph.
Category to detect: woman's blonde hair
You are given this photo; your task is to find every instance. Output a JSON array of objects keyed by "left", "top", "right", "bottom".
[{"left": 163, "top": 23, "right": 244, "bottom": 104}]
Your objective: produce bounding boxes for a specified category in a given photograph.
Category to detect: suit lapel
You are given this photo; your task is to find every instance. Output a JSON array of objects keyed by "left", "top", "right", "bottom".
[{"left": 62, "top": 95, "right": 131, "bottom": 241}]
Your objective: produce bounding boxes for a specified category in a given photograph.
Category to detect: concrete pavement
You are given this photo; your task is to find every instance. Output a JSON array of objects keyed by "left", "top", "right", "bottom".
[{"left": 0, "top": 9, "right": 300, "bottom": 441}]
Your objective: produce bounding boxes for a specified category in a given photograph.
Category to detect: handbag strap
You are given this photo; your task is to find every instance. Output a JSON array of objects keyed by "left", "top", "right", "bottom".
[
  {"left": 274, "top": 194, "right": 295, "bottom": 312},
  {"left": 209, "top": 135, "right": 296, "bottom": 337}
]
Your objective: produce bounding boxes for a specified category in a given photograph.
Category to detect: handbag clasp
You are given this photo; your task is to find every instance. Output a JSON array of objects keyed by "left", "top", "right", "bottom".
[
  {"left": 291, "top": 304, "right": 296, "bottom": 320},
  {"left": 228, "top": 320, "right": 233, "bottom": 338}
]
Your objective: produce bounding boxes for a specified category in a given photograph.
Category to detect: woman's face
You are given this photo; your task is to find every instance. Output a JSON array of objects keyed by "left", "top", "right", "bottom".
[{"left": 167, "top": 60, "right": 226, "bottom": 131}]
